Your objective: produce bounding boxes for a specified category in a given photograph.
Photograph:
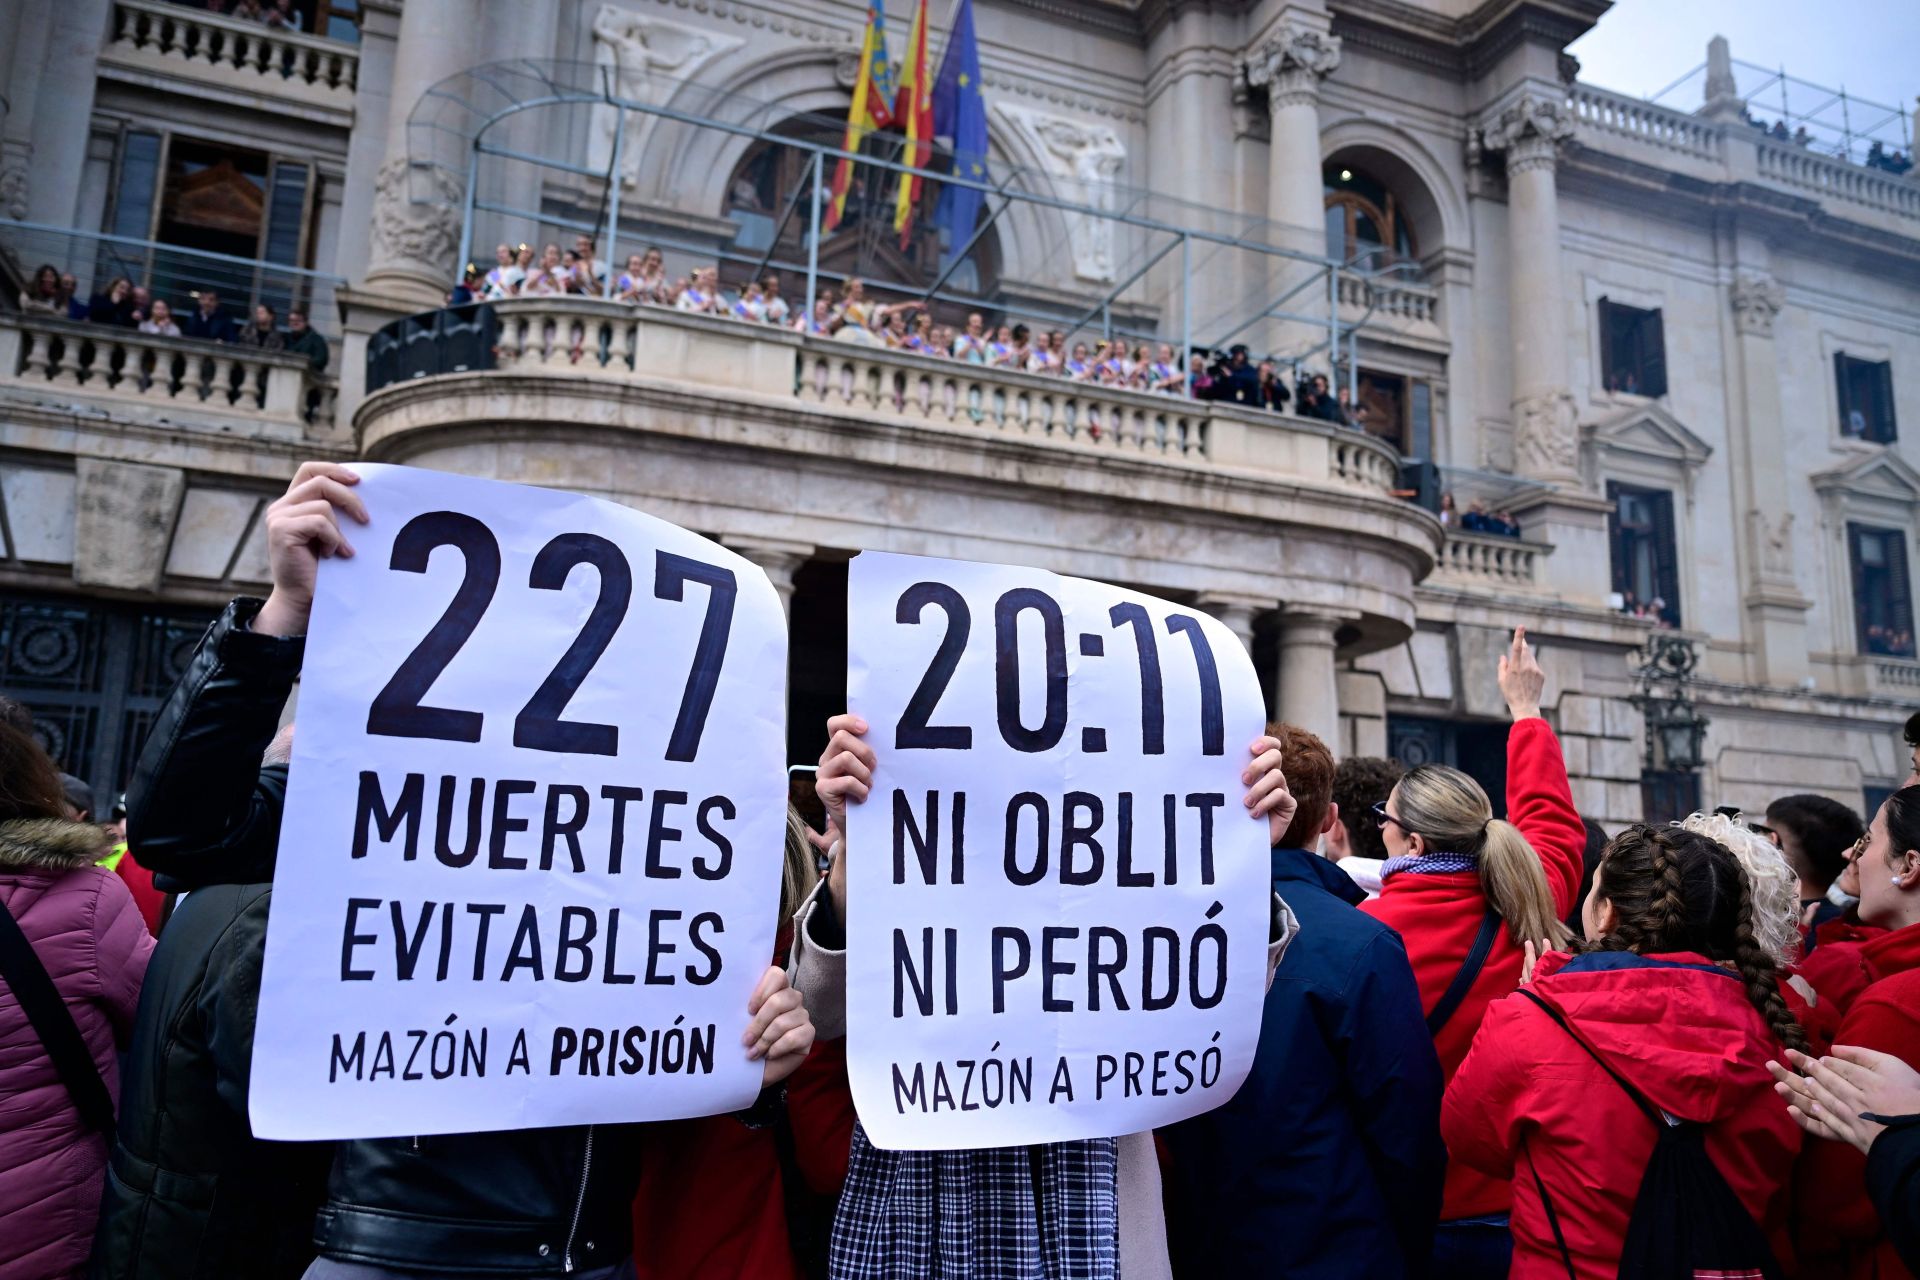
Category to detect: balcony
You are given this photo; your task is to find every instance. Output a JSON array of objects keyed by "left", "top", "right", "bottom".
[
  {"left": 355, "top": 298, "right": 1442, "bottom": 651},
  {"left": 1336, "top": 273, "right": 1442, "bottom": 342},
  {"left": 0, "top": 312, "right": 337, "bottom": 441},
  {"left": 1427, "top": 529, "right": 1550, "bottom": 594},
  {"left": 100, "top": 0, "right": 359, "bottom": 125}
]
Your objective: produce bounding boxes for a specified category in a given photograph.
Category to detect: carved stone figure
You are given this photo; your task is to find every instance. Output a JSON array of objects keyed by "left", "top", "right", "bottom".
[
  {"left": 368, "top": 158, "right": 464, "bottom": 286},
  {"left": 993, "top": 103, "right": 1127, "bottom": 283},
  {"left": 1730, "top": 269, "right": 1785, "bottom": 338},
  {"left": 1750, "top": 510, "right": 1796, "bottom": 579},
  {"left": 1513, "top": 390, "right": 1580, "bottom": 480},
  {"left": 588, "top": 5, "right": 740, "bottom": 188}
]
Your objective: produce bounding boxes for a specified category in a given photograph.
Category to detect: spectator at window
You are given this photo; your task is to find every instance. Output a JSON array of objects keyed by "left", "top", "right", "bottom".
[
  {"left": 733, "top": 281, "right": 768, "bottom": 324},
  {"left": 875, "top": 303, "right": 908, "bottom": 348},
  {"left": 129, "top": 285, "right": 153, "bottom": 327},
  {"left": 512, "top": 242, "right": 536, "bottom": 289},
  {"left": 483, "top": 243, "right": 523, "bottom": 299},
  {"left": 906, "top": 312, "right": 938, "bottom": 355},
  {"left": 284, "top": 307, "right": 329, "bottom": 373},
  {"left": 1439, "top": 492, "right": 1457, "bottom": 527},
  {"left": 614, "top": 254, "right": 649, "bottom": 303},
  {"left": 524, "top": 243, "right": 564, "bottom": 296},
  {"left": 675, "top": 266, "right": 723, "bottom": 315},
  {"left": 1063, "top": 342, "right": 1092, "bottom": 380},
  {"left": 630, "top": 246, "right": 667, "bottom": 303},
  {"left": 138, "top": 299, "right": 182, "bottom": 337},
  {"left": 952, "top": 313, "right": 988, "bottom": 363},
  {"left": 263, "top": 0, "right": 302, "bottom": 29},
  {"left": 235, "top": 303, "right": 284, "bottom": 350},
  {"left": 1336, "top": 385, "right": 1359, "bottom": 428},
  {"left": 1460, "top": 498, "right": 1491, "bottom": 533},
  {"left": 181, "top": 290, "right": 235, "bottom": 342},
  {"left": 761, "top": 274, "right": 790, "bottom": 327},
  {"left": 19, "top": 263, "right": 62, "bottom": 314},
  {"left": 832, "top": 277, "right": 882, "bottom": 344},
  {"left": 1793, "top": 125, "right": 1812, "bottom": 148},
  {"left": 1309, "top": 375, "right": 1345, "bottom": 424},
  {"left": 1771, "top": 120, "right": 1790, "bottom": 141},
  {"left": 930, "top": 323, "right": 954, "bottom": 357},
  {"left": 59, "top": 273, "right": 84, "bottom": 320},
  {"left": 87, "top": 276, "right": 139, "bottom": 328},
  {"left": 1028, "top": 331, "right": 1062, "bottom": 376},
  {"left": 447, "top": 265, "right": 482, "bottom": 307},
  {"left": 985, "top": 324, "right": 1014, "bottom": 367},
  {"left": 1296, "top": 371, "right": 1327, "bottom": 418},
  {"left": 1005, "top": 324, "right": 1034, "bottom": 371},
  {"left": 795, "top": 294, "right": 833, "bottom": 336}
]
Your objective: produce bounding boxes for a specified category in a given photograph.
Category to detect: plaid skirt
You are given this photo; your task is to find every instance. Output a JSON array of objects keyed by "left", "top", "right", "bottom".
[{"left": 827, "top": 1121, "right": 1119, "bottom": 1279}]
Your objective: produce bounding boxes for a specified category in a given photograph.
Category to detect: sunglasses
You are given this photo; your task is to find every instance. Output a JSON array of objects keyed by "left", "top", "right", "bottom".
[{"left": 1370, "top": 801, "right": 1414, "bottom": 835}]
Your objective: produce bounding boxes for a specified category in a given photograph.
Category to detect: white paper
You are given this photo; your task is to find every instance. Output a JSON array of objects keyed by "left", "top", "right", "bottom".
[
  {"left": 250, "top": 464, "right": 788, "bottom": 1140},
  {"left": 845, "top": 551, "right": 1270, "bottom": 1150}
]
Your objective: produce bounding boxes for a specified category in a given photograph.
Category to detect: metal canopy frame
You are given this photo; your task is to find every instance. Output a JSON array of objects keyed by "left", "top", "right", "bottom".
[{"left": 414, "top": 58, "right": 1403, "bottom": 378}]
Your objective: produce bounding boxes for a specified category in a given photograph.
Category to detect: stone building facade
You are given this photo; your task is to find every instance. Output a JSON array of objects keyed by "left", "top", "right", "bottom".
[{"left": 1, "top": 0, "right": 1916, "bottom": 824}]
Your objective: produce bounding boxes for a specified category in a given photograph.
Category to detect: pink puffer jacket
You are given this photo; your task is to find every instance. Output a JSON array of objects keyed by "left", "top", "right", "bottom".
[{"left": 0, "top": 817, "right": 155, "bottom": 1280}]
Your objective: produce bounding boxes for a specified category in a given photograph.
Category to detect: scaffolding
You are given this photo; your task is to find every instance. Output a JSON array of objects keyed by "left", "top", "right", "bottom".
[
  {"left": 1648, "top": 57, "right": 1913, "bottom": 166},
  {"left": 402, "top": 59, "right": 1401, "bottom": 390}
]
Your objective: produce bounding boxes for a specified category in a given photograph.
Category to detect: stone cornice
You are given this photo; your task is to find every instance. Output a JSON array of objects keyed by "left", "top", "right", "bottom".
[
  {"left": 992, "top": 0, "right": 1146, "bottom": 41},
  {"left": 1327, "top": 0, "right": 1605, "bottom": 79}
]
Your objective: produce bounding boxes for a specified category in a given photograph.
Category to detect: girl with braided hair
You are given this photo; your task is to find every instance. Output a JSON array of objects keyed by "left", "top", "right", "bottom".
[
  {"left": 1787, "top": 785, "right": 1920, "bottom": 1280},
  {"left": 1441, "top": 823, "right": 1806, "bottom": 1280}
]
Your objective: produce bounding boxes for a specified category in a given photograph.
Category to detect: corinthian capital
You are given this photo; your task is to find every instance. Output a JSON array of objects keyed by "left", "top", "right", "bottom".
[
  {"left": 1730, "top": 268, "right": 1785, "bottom": 338},
  {"left": 1479, "top": 91, "right": 1575, "bottom": 175},
  {"left": 1244, "top": 22, "right": 1342, "bottom": 111}
]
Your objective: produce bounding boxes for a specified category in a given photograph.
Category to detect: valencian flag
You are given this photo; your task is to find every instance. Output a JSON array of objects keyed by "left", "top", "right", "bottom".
[
  {"left": 826, "top": 3, "right": 897, "bottom": 232},
  {"left": 891, "top": 0, "right": 934, "bottom": 248},
  {"left": 930, "top": 0, "right": 988, "bottom": 250}
]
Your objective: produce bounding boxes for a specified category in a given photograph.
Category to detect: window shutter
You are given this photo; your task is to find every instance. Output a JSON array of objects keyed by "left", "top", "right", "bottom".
[
  {"left": 1890, "top": 531, "right": 1914, "bottom": 639},
  {"left": 1643, "top": 308, "right": 1668, "bottom": 398},
  {"left": 1598, "top": 298, "right": 1616, "bottom": 389},
  {"left": 1874, "top": 359, "right": 1898, "bottom": 443},
  {"left": 1651, "top": 489, "right": 1681, "bottom": 625},
  {"left": 1836, "top": 352, "right": 1856, "bottom": 435},
  {"left": 1605, "top": 480, "right": 1628, "bottom": 595}
]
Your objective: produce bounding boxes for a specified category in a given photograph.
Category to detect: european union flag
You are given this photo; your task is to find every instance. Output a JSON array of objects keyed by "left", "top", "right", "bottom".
[{"left": 931, "top": 0, "right": 988, "bottom": 253}]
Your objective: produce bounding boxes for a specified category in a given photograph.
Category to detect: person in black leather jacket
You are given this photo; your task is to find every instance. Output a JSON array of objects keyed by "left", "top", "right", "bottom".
[{"left": 119, "top": 461, "right": 819, "bottom": 1279}]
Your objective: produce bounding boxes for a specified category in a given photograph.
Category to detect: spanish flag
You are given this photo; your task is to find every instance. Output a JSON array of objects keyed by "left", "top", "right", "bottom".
[
  {"left": 891, "top": 0, "right": 934, "bottom": 247},
  {"left": 826, "top": 4, "right": 896, "bottom": 232}
]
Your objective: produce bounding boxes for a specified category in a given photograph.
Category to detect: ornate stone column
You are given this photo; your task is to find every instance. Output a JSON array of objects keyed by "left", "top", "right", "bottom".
[
  {"left": 727, "top": 539, "right": 814, "bottom": 618},
  {"left": 1195, "top": 592, "right": 1265, "bottom": 658},
  {"left": 361, "top": 0, "right": 481, "bottom": 303},
  {"left": 1479, "top": 91, "right": 1578, "bottom": 486},
  {"left": 1243, "top": 21, "right": 1340, "bottom": 360},
  {"left": 1273, "top": 610, "right": 1342, "bottom": 748},
  {"left": 1728, "top": 266, "right": 1811, "bottom": 684}
]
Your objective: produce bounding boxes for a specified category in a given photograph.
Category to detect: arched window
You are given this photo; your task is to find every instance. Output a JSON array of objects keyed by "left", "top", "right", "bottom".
[
  {"left": 1323, "top": 165, "right": 1415, "bottom": 267},
  {"left": 722, "top": 118, "right": 999, "bottom": 309}
]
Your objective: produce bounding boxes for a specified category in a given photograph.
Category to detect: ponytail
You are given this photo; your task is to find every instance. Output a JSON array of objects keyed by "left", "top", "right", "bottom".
[
  {"left": 780, "top": 805, "right": 816, "bottom": 923},
  {"left": 1480, "top": 818, "right": 1573, "bottom": 950}
]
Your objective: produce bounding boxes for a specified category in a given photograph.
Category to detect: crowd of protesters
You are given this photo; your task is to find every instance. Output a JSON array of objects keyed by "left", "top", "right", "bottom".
[
  {"left": 17, "top": 263, "right": 330, "bottom": 373},
  {"left": 3, "top": 459, "right": 1919, "bottom": 1279}
]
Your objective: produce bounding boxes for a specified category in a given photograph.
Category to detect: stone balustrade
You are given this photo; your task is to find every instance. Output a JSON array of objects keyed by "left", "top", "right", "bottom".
[
  {"left": 1568, "top": 84, "right": 1724, "bottom": 163},
  {"left": 1337, "top": 274, "right": 1440, "bottom": 328},
  {"left": 1430, "top": 529, "right": 1547, "bottom": 591},
  {"left": 1755, "top": 139, "right": 1920, "bottom": 222},
  {"left": 0, "top": 313, "right": 335, "bottom": 435},
  {"left": 103, "top": 0, "right": 358, "bottom": 118},
  {"left": 1865, "top": 656, "right": 1920, "bottom": 696}
]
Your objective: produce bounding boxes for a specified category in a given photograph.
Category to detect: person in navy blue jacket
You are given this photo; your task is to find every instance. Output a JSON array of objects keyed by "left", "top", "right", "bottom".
[{"left": 1160, "top": 724, "right": 1446, "bottom": 1279}]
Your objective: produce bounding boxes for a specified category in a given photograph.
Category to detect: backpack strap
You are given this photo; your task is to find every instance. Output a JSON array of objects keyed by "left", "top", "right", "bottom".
[
  {"left": 1523, "top": 1133, "right": 1579, "bottom": 1280},
  {"left": 1427, "top": 906, "right": 1501, "bottom": 1036},
  {"left": 0, "top": 893, "right": 115, "bottom": 1133},
  {"left": 1517, "top": 987, "right": 1667, "bottom": 1128}
]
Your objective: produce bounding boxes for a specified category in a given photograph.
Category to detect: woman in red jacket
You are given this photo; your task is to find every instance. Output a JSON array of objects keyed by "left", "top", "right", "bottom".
[
  {"left": 1791, "top": 785, "right": 1920, "bottom": 1280},
  {"left": 1443, "top": 825, "right": 1806, "bottom": 1280},
  {"left": 1361, "top": 628, "right": 1586, "bottom": 1275}
]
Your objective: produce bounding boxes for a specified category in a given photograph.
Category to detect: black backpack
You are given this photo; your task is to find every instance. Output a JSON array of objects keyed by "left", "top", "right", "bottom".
[{"left": 1517, "top": 989, "right": 1785, "bottom": 1280}]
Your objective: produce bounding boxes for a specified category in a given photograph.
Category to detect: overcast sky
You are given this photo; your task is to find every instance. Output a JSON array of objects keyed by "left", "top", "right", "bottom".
[{"left": 1568, "top": 0, "right": 1919, "bottom": 143}]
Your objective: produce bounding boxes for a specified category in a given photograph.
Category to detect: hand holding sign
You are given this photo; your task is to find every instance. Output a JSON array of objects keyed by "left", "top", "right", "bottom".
[
  {"left": 842, "top": 552, "right": 1274, "bottom": 1150},
  {"left": 250, "top": 464, "right": 799, "bottom": 1141}
]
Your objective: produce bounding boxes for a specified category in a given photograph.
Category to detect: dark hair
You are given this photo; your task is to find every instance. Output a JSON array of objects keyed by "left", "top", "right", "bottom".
[
  {"left": 0, "top": 721, "right": 73, "bottom": 824},
  {"left": 1885, "top": 786, "right": 1920, "bottom": 864},
  {"left": 1905, "top": 711, "right": 1920, "bottom": 749},
  {"left": 31, "top": 264, "right": 59, "bottom": 297},
  {"left": 0, "top": 696, "right": 34, "bottom": 735},
  {"left": 1565, "top": 817, "right": 1610, "bottom": 930},
  {"left": 1766, "top": 794, "right": 1865, "bottom": 890},
  {"left": 1011, "top": 323, "right": 1030, "bottom": 343},
  {"left": 1267, "top": 723, "right": 1335, "bottom": 849},
  {"left": 1587, "top": 825, "right": 1806, "bottom": 1052},
  {"left": 1331, "top": 756, "right": 1404, "bottom": 862}
]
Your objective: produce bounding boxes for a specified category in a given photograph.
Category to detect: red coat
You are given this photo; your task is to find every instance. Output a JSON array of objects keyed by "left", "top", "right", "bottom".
[
  {"left": 1361, "top": 716, "right": 1585, "bottom": 1219},
  {"left": 1791, "top": 922, "right": 1920, "bottom": 1280},
  {"left": 1443, "top": 951, "right": 1801, "bottom": 1280}
]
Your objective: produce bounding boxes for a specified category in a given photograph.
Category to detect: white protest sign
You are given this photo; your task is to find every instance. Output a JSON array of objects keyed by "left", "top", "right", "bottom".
[
  {"left": 844, "top": 551, "right": 1270, "bottom": 1150},
  {"left": 250, "top": 464, "right": 788, "bottom": 1140}
]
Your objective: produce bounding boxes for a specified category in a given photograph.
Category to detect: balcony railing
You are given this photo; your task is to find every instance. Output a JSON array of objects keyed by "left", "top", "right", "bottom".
[
  {"left": 1429, "top": 529, "right": 1547, "bottom": 591},
  {"left": 0, "top": 313, "right": 335, "bottom": 434},
  {"left": 102, "top": 0, "right": 358, "bottom": 117},
  {"left": 368, "top": 298, "right": 1412, "bottom": 504},
  {"left": 1337, "top": 274, "right": 1440, "bottom": 330},
  {"left": 1568, "top": 84, "right": 1725, "bottom": 164},
  {"left": 1754, "top": 139, "right": 1920, "bottom": 222}
]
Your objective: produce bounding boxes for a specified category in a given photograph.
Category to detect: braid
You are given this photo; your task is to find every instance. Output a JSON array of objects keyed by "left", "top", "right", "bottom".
[
  {"left": 1727, "top": 857, "right": 1809, "bottom": 1054},
  {"left": 1645, "top": 829, "right": 1691, "bottom": 949}
]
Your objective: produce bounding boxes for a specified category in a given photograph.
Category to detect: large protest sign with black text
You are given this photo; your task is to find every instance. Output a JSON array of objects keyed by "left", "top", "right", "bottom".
[
  {"left": 249, "top": 465, "right": 788, "bottom": 1140},
  {"left": 845, "top": 551, "right": 1270, "bottom": 1150}
]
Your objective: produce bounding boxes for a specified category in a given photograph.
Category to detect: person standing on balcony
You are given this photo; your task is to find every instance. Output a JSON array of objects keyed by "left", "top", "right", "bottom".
[
  {"left": 20, "top": 264, "right": 63, "bottom": 314},
  {"left": 952, "top": 313, "right": 988, "bottom": 363},
  {"left": 138, "top": 300, "right": 181, "bottom": 338},
  {"left": 572, "top": 234, "right": 607, "bottom": 297},
  {"left": 182, "top": 291, "right": 236, "bottom": 343},
  {"left": 284, "top": 308, "right": 329, "bottom": 374},
  {"left": 761, "top": 274, "right": 790, "bottom": 327},
  {"left": 483, "top": 244, "right": 523, "bottom": 300},
  {"left": 525, "top": 244, "right": 565, "bottom": 297},
  {"left": 60, "top": 273, "right": 86, "bottom": 321},
  {"left": 236, "top": 304, "right": 285, "bottom": 352},
  {"left": 87, "top": 277, "right": 139, "bottom": 328},
  {"left": 1149, "top": 345, "right": 1182, "bottom": 394}
]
